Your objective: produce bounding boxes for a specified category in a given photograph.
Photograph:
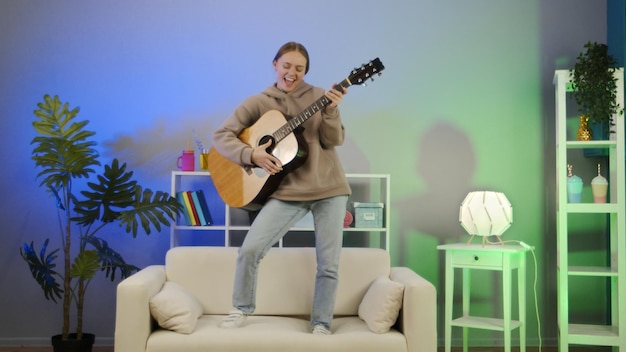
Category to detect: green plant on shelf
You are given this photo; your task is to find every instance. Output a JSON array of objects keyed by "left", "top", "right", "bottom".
[{"left": 570, "top": 41, "right": 624, "bottom": 136}]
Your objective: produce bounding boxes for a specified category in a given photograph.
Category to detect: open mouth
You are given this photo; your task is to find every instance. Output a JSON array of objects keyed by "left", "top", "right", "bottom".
[{"left": 284, "top": 76, "right": 296, "bottom": 88}]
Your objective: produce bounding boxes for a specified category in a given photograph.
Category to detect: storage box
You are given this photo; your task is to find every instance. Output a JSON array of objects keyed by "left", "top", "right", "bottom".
[{"left": 353, "top": 202, "right": 384, "bottom": 228}]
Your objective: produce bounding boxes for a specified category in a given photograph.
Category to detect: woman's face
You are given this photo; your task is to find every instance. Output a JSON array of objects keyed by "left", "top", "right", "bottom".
[{"left": 273, "top": 50, "right": 307, "bottom": 93}]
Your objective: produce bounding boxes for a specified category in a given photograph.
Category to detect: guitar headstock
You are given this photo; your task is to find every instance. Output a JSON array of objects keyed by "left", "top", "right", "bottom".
[{"left": 348, "top": 58, "right": 385, "bottom": 86}]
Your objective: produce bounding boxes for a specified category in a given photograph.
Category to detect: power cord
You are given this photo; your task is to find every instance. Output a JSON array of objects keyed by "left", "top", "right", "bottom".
[{"left": 485, "top": 238, "right": 542, "bottom": 352}]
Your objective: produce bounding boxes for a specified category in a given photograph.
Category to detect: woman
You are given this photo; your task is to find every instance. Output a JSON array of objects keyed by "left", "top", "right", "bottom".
[{"left": 212, "top": 41, "right": 351, "bottom": 335}]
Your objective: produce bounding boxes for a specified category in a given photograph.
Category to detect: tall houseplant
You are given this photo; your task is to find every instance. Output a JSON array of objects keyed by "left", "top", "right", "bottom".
[
  {"left": 20, "top": 94, "right": 182, "bottom": 349},
  {"left": 570, "top": 41, "right": 623, "bottom": 137}
]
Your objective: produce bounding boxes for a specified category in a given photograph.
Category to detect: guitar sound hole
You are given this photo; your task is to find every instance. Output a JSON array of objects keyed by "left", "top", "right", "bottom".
[{"left": 259, "top": 135, "right": 276, "bottom": 153}]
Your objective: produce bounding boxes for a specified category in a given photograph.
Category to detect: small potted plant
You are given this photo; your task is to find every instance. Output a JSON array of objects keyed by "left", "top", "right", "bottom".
[
  {"left": 570, "top": 41, "right": 623, "bottom": 138},
  {"left": 20, "top": 94, "right": 183, "bottom": 351}
]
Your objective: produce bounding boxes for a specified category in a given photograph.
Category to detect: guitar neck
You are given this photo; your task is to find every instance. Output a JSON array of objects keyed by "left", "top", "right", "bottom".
[{"left": 273, "top": 78, "right": 352, "bottom": 143}]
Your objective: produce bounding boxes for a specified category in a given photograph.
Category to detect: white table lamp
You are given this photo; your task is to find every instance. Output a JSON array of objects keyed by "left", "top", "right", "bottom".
[{"left": 459, "top": 191, "right": 512, "bottom": 245}]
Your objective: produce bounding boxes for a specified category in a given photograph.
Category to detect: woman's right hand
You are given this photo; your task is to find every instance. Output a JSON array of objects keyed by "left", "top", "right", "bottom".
[{"left": 251, "top": 139, "right": 283, "bottom": 175}]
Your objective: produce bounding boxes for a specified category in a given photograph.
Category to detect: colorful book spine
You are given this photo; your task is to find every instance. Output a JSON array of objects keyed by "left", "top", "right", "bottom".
[
  {"left": 190, "top": 191, "right": 208, "bottom": 226},
  {"left": 184, "top": 191, "right": 201, "bottom": 226},
  {"left": 176, "top": 190, "right": 213, "bottom": 226},
  {"left": 196, "top": 189, "right": 213, "bottom": 225},
  {"left": 176, "top": 192, "right": 193, "bottom": 225}
]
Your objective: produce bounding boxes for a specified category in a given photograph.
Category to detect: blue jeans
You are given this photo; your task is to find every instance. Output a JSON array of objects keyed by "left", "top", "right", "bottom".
[{"left": 232, "top": 195, "right": 348, "bottom": 330}]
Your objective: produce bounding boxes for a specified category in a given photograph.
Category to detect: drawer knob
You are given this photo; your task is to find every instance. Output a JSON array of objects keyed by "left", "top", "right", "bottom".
[{"left": 473, "top": 255, "right": 479, "bottom": 261}]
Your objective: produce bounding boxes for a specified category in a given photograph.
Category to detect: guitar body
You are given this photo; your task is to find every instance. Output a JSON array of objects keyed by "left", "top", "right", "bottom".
[{"left": 207, "top": 110, "right": 308, "bottom": 210}]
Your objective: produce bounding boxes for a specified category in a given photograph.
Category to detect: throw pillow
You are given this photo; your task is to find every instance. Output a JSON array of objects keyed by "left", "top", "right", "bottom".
[
  {"left": 149, "top": 281, "right": 203, "bottom": 334},
  {"left": 358, "top": 275, "right": 404, "bottom": 334}
]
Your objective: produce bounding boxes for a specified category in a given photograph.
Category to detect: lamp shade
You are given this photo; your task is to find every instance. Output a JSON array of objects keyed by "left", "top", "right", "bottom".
[{"left": 459, "top": 191, "right": 512, "bottom": 237}]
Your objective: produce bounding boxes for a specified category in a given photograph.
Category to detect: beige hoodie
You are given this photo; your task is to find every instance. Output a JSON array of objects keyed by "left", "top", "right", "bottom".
[{"left": 212, "top": 81, "right": 351, "bottom": 202}]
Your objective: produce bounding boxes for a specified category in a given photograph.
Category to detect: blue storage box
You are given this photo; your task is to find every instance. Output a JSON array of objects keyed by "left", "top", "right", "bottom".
[{"left": 353, "top": 202, "right": 384, "bottom": 228}]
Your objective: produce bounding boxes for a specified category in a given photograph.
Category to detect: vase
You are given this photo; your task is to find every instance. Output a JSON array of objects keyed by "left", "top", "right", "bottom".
[
  {"left": 51, "top": 333, "right": 95, "bottom": 352},
  {"left": 576, "top": 115, "right": 592, "bottom": 141}
]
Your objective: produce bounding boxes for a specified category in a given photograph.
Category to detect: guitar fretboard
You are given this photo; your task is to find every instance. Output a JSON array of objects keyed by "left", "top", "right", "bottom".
[{"left": 273, "top": 78, "right": 351, "bottom": 143}]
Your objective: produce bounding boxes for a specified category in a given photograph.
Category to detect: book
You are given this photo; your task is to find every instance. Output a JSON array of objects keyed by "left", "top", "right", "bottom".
[
  {"left": 176, "top": 192, "right": 193, "bottom": 225},
  {"left": 196, "top": 189, "right": 213, "bottom": 225},
  {"left": 190, "top": 190, "right": 208, "bottom": 226},
  {"left": 175, "top": 190, "right": 213, "bottom": 227},
  {"left": 182, "top": 191, "right": 199, "bottom": 226}
]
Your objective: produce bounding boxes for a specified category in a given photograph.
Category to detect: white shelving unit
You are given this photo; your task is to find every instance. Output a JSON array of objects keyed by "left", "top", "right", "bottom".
[
  {"left": 554, "top": 68, "right": 625, "bottom": 351},
  {"left": 170, "top": 172, "right": 390, "bottom": 250}
]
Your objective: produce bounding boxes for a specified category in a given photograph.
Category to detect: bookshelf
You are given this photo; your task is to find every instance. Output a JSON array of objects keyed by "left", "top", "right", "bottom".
[
  {"left": 554, "top": 68, "right": 625, "bottom": 351},
  {"left": 170, "top": 172, "right": 390, "bottom": 250}
]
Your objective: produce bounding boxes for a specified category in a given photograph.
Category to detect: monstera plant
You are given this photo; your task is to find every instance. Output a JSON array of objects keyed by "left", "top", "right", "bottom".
[{"left": 20, "top": 94, "right": 182, "bottom": 350}]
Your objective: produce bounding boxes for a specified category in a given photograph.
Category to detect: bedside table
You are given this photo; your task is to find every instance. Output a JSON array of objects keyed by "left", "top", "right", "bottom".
[{"left": 438, "top": 243, "right": 529, "bottom": 352}]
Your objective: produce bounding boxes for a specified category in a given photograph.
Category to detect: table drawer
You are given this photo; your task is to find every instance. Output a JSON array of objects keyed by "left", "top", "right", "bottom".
[{"left": 450, "top": 250, "right": 503, "bottom": 268}]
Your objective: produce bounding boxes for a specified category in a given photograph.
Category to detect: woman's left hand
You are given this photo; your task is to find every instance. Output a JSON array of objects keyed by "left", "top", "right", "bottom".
[{"left": 326, "top": 84, "right": 347, "bottom": 108}]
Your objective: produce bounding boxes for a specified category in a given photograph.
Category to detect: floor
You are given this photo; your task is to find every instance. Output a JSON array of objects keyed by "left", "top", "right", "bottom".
[
  {"left": 0, "top": 347, "right": 611, "bottom": 352},
  {"left": 0, "top": 349, "right": 113, "bottom": 352},
  {"left": 436, "top": 349, "right": 610, "bottom": 352}
]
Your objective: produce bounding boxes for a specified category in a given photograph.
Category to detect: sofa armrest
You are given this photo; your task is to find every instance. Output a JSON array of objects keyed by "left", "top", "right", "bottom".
[
  {"left": 115, "top": 265, "right": 166, "bottom": 352},
  {"left": 390, "top": 267, "right": 437, "bottom": 352}
]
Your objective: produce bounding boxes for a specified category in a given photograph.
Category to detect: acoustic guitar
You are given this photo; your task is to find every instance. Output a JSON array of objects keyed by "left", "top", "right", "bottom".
[{"left": 207, "top": 58, "right": 385, "bottom": 210}]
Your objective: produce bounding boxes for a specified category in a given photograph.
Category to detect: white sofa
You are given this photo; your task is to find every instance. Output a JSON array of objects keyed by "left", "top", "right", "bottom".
[{"left": 115, "top": 246, "right": 436, "bottom": 352}]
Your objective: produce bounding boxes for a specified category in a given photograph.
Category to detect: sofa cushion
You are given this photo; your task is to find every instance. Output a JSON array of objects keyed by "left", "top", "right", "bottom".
[
  {"left": 358, "top": 275, "right": 404, "bottom": 333},
  {"left": 149, "top": 281, "right": 203, "bottom": 334}
]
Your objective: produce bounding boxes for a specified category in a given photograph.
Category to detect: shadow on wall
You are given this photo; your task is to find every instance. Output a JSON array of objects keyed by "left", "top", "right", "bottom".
[
  {"left": 393, "top": 120, "right": 481, "bottom": 340},
  {"left": 102, "top": 118, "right": 218, "bottom": 180},
  {"left": 394, "top": 120, "right": 478, "bottom": 255},
  {"left": 101, "top": 115, "right": 370, "bottom": 181}
]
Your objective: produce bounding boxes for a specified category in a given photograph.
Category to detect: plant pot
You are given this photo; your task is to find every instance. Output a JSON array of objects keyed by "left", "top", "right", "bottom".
[
  {"left": 591, "top": 119, "right": 610, "bottom": 140},
  {"left": 51, "top": 333, "right": 95, "bottom": 352},
  {"left": 584, "top": 120, "right": 610, "bottom": 157}
]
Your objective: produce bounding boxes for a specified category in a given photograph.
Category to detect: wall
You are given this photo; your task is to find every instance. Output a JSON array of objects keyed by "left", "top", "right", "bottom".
[
  {"left": 608, "top": 0, "right": 625, "bottom": 65},
  {"left": 0, "top": 0, "right": 607, "bottom": 347}
]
